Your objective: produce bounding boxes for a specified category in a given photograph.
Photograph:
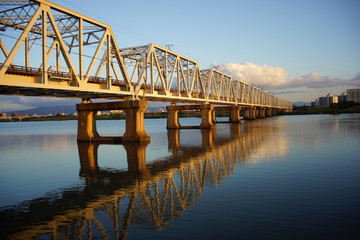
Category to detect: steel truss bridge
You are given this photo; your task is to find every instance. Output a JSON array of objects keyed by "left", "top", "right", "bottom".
[{"left": 0, "top": 0, "right": 292, "bottom": 109}]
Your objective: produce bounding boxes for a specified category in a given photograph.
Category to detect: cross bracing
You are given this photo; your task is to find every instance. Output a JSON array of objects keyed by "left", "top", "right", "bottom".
[{"left": 0, "top": 0, "right": 292, "bottom": 109}]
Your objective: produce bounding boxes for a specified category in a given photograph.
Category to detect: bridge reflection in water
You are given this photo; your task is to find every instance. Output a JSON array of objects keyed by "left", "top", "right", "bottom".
[{"left": 3, "top": 123, "right": 288, "bottom": 239}]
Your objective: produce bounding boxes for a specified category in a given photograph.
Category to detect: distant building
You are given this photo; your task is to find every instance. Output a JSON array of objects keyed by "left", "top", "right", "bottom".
[
  {"left": 318, "top": 97, "right": 327, "bottom": 107},
  {"left": 337, "top": 92, "right": 347, "bottom": 102},
  {"left": 318, "top": 93, "right": 338, "bottom": 107},
  {"left": 347, "top": 89, "right": 360, "bottom": 103},
  {"left": 155, "top": 108, "right": 166, "bottom": 113},
  {"left": 329, "top": 93, "right": 338, "bottom": 105},
  {"left": 0, "top": 112, "right": 6, "bottom": 117},
  {"left": 311, "top": 99, "right": 319, "bottom": 107},
  {"left": 110, "top": 110, "right": 123, "bottom": 114},
  {"left": 11, "top": 113, "right": 19, "bottom": 117}
]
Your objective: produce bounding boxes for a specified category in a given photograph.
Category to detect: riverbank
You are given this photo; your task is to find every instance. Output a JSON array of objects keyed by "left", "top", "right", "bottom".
[
  {"left": 0, "top": 111, "right": 204, "bottom": 122},
  {"left": 283, "top": 105, "right": 360, "bottom": 115},
  {"left": 1, "top": 105, "right": 359, "bottom": 122}
]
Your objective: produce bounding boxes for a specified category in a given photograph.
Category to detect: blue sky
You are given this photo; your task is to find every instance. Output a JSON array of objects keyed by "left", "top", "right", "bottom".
[{"left": 1, "top": 0, "right": 359, "bottom": 111}]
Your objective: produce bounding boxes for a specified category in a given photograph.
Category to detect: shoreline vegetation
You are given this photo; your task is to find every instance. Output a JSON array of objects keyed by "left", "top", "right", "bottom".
[
  {"left": 1, "top": 102, "right": 359, "bottom": 122},
  {"left": 284, "top": 101, "right": 360, "bottom": 115}
]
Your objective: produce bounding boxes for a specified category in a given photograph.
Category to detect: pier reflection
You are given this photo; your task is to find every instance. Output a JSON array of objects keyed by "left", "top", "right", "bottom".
[
  {"left": 1, "top": 122, "right": 289, "bottom": 239},
  {"left": 78, "top": 141, "right": 150, "bottom": 182}
]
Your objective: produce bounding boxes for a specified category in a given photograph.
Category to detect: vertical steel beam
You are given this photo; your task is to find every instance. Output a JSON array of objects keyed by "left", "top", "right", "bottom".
[
  {"left": 42, "top": 9, "right": 48, "bottom": 84},
  {"left": 106, "top": 33, "right": 111, "bottom": 90},
  {"left": 56, "top": 42, "right": 60, "bottom": 72},
  {"left": 150, "top": 51, "right": 154, "bottom": 93},
  {"left": 25, "top": 36, "right": 29, "bottom": 68},
  {"left": 78, "top": 18, "right": 83, "bottom": 80}
]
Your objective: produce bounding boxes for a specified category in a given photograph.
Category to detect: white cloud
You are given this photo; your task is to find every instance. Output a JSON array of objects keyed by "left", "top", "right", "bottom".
[
  {"left": 0, "top": 100, "right": 33, "bottom": 111},
  {"left": 286, "top": 73, "right": 347, "bottom": 89},
  {"left": 348, "top": 73, "right": 360, "bottom": 87},
  {"left": 213, "top": 62, "right": 359, "bottom": 90},
  {"left": 213, "top": 62, "right": 288, "bottom": 89},
  {"left": 0, "top": 96, "right": 80, "bottom": 112}
]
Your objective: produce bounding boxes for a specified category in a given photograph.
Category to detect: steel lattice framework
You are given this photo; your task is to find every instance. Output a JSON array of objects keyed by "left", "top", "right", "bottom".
[{"left": 0, "top": 0, "right": 292, "bottom": 109}]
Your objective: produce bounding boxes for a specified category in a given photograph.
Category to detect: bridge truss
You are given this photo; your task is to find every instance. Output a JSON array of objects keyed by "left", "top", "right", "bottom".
[{"left": 0, "top": 0, "right": 292, "bottom": 109}]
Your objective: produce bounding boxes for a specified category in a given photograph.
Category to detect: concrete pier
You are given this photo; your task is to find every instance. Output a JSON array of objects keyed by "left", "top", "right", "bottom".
[
  {"left": 266, "top": 108, "right": 272, "bottom": 117},
  {"left": 77, "top": 100, "right": 150, "bottom": 142},
  {"left": 200, "top": 104, "right": 214, "bottom": 128},
  {"left": 166, "top": 104, "right": 214, "bottom": 129},
  {"left": 212, "top": 106, "right": 241, "bottom": 123},
  {"left": 257, "top": 108, "right": 266, "bottom": 118},
  {"left": 244, "top": 107, "right": 257, "bottom": 120},
  {"left": 230, "top": 106, "right": 241, "bottom": 123},
  {"left": 166, "top": 104, "right": 181, "bottom": 129},
  {"left": 77, "top": 104, "right": 100, "bottom": 141}
]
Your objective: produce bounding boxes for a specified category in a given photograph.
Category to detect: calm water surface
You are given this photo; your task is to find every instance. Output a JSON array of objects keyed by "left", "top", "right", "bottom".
[{"left": 0, "top": 114, "right": 359, "bottom": 239}]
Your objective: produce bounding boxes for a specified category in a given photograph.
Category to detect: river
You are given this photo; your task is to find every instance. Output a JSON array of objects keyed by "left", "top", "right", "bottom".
[{"left": 0, "top": 114, "right": 359, "bottom": 240}]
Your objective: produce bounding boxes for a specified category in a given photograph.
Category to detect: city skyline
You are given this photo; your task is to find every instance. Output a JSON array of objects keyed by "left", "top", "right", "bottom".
[{"left": 1, "top": 0, "right": 359, "bottom": 111}]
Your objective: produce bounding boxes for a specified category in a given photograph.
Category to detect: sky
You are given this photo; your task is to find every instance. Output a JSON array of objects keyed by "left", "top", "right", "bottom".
[{"left": 1, "top": 0, "right": 359, "bottom": 111}]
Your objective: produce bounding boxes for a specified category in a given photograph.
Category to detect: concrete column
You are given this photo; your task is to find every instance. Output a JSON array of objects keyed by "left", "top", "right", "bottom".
[
  {"left": 212, "top": 108, "right": 217, "bottom": 123},
  {"left": 166, "top": 104, "right": 180, "bottom": 129},
  {"left": 77, "top": 100, "right": 99, "bottom": 141},
  {"left": 272, "top": 108, "right": 278, "bottom": 116},
  {"left": 230, "top": 106, "right": 241, "bottom": 123},
  {"left": 244, "top": 107, "right": 256, "bottom": 120},
  {"left": 122, "top": 100, "right": 150, "bottom": 142},
  {"left": 266, "top": 108, "right": 272, "bottom": 117},
  {"left": 243, "top": 108, "right": 250, "bottom": 119},
  {"left": 200, "top": 104, "right": 214, "bottom": 128},
  {"left": 257, "top": 108, "right": 266, "bottom": 118}
]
